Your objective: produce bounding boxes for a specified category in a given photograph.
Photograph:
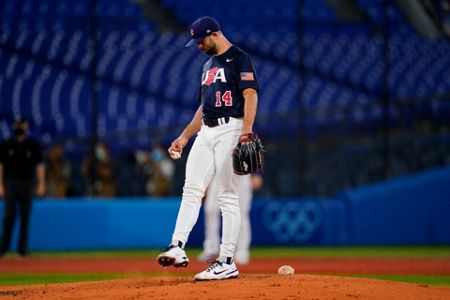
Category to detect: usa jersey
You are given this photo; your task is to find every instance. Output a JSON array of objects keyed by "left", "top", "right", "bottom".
[{"left": 198, "top": 46, "right": 260, "bottom": 119}]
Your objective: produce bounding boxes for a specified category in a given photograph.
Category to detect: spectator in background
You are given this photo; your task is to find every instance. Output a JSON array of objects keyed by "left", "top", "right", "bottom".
[
  {"left": 442, "top": 0, "right": 450, "bottom": 36},
  {"left": 81, "top": 142, "right": 116, "bottom": 197},
  {"left": 46, "top": 143, "right": 71, "bottom": 197},
  {"left": 0, "top": 117, "right": 45, "bottom": 257},
  {"left": 135, "top": 143, "right": 175, "bottom": 196}
]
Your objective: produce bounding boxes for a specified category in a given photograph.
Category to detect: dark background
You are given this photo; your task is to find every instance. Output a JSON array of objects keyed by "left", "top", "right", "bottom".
[{"left": 0, "top": 0, "right": 449, "bottom": 197}]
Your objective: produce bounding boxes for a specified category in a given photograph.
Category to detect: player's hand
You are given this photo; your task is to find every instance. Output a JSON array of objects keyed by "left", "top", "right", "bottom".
[
  {"left": 239, "top": 131, "right": 253, "bottom": 145},
  {"left": 35, "top": 183, "right": 46, "bottom": 197},
  {"left": 168, "top": 136, "right": 188, "bottom": 156},
  {"left": 0, "top": 184, "right": 4, "bottom": 197}
]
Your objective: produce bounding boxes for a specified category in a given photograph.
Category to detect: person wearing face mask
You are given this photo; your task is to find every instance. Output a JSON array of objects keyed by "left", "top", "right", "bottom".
[
  {"left": 46, "top": 143, "right": 71, "bottom": 197},
  {"left": 150, "top": 145, "right": 175, "bottom": 196},
  {"left": 0, "top": 117, "right": 45, "bottom": 257},
  {"left": 80, "top": 142, "right": 116, "bottom": 197},
  {"left": 135, "top": 144, "right": 175, "bottom": 196}
]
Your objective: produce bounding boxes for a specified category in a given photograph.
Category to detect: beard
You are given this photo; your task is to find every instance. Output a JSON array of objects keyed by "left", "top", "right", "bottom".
[{"left": 202, "top": 42, "right": 217, "bottom": 55}]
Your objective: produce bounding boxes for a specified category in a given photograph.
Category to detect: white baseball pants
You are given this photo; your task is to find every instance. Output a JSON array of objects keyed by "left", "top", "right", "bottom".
[{"left": 172, "top": 117, "right": 242, "bottom": 258}]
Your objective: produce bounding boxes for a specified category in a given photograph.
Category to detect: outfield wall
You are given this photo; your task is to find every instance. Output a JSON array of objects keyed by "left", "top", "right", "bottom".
[{"left": 0, "top": 167, "right": 449, "bottom": 250}]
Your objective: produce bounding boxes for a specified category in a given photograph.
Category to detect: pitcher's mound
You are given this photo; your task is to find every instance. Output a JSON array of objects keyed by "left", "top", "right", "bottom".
[{"left": 1, "top": 274, "right": 449, "bottom": 300}]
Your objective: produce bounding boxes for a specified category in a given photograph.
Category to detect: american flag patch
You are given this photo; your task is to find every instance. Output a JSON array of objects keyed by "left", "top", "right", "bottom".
[{"left": 240, "top": 72, "right": 254, "bottom": 81}]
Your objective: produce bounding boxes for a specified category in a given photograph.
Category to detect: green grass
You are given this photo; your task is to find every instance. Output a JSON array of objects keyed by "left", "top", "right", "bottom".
[
  {"left": 342, "top": 274, "right": 450, "bottom": 287},
  {"left": 2, "top": 273, "right": 450, "bottom": 287},
  {"left": 0, "top": 274, "right": 125, "bottom": 286},
  {"left": 30, "top": 246, "right": 450, "bottom": 259},
  {"left": 0, "top": 273, "right": 194, "bottom": 286}
]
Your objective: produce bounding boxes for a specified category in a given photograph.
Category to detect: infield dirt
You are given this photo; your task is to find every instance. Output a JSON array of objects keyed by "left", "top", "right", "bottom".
[
  {"left": 1, "top": 257, "right": 450, "bottom": 299},
  {"left": 1, "top": 274, "right": 450, "bottom": 300}
]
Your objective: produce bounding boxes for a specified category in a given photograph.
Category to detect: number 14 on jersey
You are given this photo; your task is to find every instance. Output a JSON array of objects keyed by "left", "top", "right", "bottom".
[{"left": 215, "top": 91, "right": 233, "bottom": 107}]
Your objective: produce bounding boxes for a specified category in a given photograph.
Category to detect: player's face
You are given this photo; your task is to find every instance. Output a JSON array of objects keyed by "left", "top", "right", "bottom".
[{"left": 197, "top": 35, "right": 217, "bottom": 55}]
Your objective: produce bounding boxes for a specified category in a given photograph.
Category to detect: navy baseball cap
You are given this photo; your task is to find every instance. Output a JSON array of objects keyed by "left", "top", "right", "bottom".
[{"left": 185, "top": 16, "right": 221, "bottom": 47}]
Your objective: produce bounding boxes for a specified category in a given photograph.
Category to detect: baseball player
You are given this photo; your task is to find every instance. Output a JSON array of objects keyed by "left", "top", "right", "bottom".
[
  {"left": 157, "top": 16, "right": 260, "bottom": 281},
  {"left": 198, "top": 173, "right": 263, "bottom": 264}
]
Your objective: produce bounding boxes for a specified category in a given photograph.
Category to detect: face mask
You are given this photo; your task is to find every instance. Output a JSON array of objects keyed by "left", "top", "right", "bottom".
[
  {"left": 95, "top": 147, "right": 106, "bottom": 161},
  {"left": 14, "top": 128, "right": 25, "bottom": 136},
  {"left": 152, "top": 150, "right": 163, "bottom": 162}
]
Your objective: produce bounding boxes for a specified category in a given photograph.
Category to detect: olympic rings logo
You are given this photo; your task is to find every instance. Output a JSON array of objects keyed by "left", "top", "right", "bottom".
[{"left": 262, "top": 201, "right": 323, "bottom": 243}]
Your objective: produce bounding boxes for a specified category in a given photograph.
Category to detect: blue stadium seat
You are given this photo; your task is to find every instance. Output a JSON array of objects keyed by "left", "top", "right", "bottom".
[{"left": 0, "top": 0, "right": 449, "bottom": 148}]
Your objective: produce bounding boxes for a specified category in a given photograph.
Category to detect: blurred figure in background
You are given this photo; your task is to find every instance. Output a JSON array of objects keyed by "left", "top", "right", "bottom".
[
  {"left": 442, "top": 0, "right": 450, "bottom": 36},
  {"left": 135, "top": 143, "right": 175, "bottom": 196},
  {"left": 422, "top": 0, "right": 450, "bottom": 36},
  {"left": 46, "top": 143, "right": 71, "bottom": 197},
  {"left": 0, "top": 117, "right": 45, "bottom": 257},
  {"left": 198, "top": 173, "right": 263, "bottom": 264},
  {"left": 81, "top": 142, "right": 116, "bottom": 197}
]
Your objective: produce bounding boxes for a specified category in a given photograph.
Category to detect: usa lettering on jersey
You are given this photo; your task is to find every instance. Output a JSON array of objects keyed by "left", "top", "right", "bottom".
[{"left": 202, "top": 67, "right": 227, "bottom": 85}]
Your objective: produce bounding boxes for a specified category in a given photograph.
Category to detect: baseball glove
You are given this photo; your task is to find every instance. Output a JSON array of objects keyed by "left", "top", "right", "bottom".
[{"left": 232, "top": 133, "right": 264, "bottom": 175}]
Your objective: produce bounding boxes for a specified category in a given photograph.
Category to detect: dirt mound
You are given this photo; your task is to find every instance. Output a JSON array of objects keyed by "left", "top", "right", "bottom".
[{"left": 1, "top": 274, "right": 449, "bottom": 300}]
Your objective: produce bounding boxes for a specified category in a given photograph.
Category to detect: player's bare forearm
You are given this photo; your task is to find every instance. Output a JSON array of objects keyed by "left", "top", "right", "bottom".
[
  {"left": 242, "top": 88, "right": 258, "bottom": 134},
  {"left": 169, "top": 106, "right": 203, "bottom": 153},
  {"left": 181, "top": 105, "right": 203, "bottom": 140},
  {"left": 35, "top": 163, "right": 46, "bottom": 196}
]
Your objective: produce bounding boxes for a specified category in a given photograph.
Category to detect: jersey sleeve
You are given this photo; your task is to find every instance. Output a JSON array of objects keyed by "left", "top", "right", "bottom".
[{"left": 237, "top": 54, "right": 260, "bottom": 91}]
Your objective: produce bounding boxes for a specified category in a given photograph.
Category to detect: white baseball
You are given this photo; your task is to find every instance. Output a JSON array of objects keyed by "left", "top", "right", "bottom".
[
  {"left": 277, "top": 265, "right": 295, "bottom": 276},
  {"left": 170, "top": 151, "right": 181, "bottom": 160}
]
